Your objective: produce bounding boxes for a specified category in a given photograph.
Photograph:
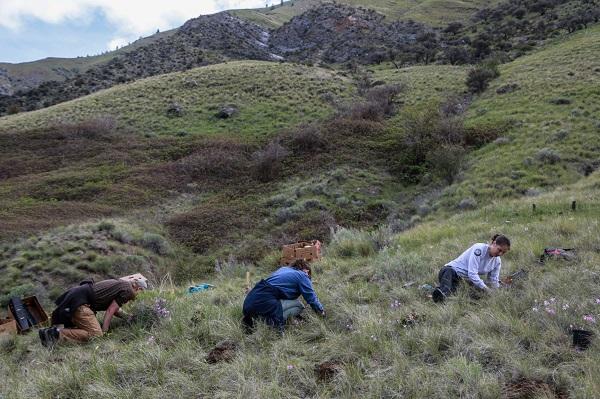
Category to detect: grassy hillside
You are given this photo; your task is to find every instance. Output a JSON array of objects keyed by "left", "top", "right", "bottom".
[
  {"left": 358, "top": 25, "right": 600, "bottom": 213},
  {"left": 440, "top": 25, "right": 600, "bottom": 207},
  {"left": 0, "top": 60, "right": 469, "bottom": 297},
  {"left": 0, "top": 61, "right": 352, "bottom": 139},
  {"left": 233, "top": 0, "right": 502, "bottom": 28},
  {"left": 1, "top": 16, "right": 600, "bottom": 399},
  {"left": 1, "top": 171, "right": 599, "bottom": 398}
]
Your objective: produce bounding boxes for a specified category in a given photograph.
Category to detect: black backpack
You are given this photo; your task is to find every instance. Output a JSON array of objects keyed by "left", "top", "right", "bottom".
[{"left": 8, "top": 297, "right": 37, "bottom": 332}]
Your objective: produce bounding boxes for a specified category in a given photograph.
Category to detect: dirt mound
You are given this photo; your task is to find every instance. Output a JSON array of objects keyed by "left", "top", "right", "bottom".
[
  {"left": 502, "top": 378, "right": 569, "bottom": 399},
  {"left": 206, "top": 340, "right": 238, "bottom": 364},
  {"left": 316, "top": 360, "right": 343, "bottom": 382}
]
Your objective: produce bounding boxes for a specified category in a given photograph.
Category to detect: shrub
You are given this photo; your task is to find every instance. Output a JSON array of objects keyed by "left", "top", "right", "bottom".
[
  {"left": 466, "top": 63, "right": 500, "bottom": 93},
  {"left": 275, "top": 207, "right": 300, "bottom": 225},
  {"left": 111, "top": 229, "right": 134, "bottom": 244},
  {"left": 253, "top": 141, "right": 289, "bottom": 182},
  {"left": 392, "top": 106, "right": 470, "bottom": 184},
  {"left": 363, "top": 84, "right": 404, "bottom": 117},
  {"left": 6, "top": 104, "right": 21, "bottom": 115},
  {"left": 265, "top": 194, "right": 294, "bottom": 207},
  {"left": 95, "top": 220, "right": 115, "bottom": 233},
  {"left": 535, "top": 148, "right": 561, "bottom": 164},
  {"left": 443, "top": 46, "right": 471, "bottom": 65},
  {"left": 54, "top": 116, "right": 117, "bottom": 139},
  {"left": 139, "top": 233, "right": 171, "bottom": 255},
  {"left": 458, "top": 197, "right": 478, "bottom": 210},
  {"left": 328, "top": 228, "right": 376, "bottom": 258},
  {"left": 337, "top": 84, "right": 403, "bottom": 123},
  {"left": 287, "top": 125, "right": 327, "bottom": 154},
  {"left": 427, "top": 144, "right": 465, "bottom": 184},
  {"left": 176, "top": 142, "right": 252, "bottom": 180}
]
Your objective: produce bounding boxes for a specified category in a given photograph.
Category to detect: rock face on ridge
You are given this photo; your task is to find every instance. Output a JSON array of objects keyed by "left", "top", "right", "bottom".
[
  {"left": 178, "top": 12, "right": 273, "bottom": 60},
  {"left": 269, "top": 4, "right": 429, "bottom": 64}
]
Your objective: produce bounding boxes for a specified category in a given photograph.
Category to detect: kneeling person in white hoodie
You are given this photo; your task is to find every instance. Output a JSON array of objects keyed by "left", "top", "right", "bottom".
[{"left": 432, "top": 234, "right": 510, "bottom": 303}]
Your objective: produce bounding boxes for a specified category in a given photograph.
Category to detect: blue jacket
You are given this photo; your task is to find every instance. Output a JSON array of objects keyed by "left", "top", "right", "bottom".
[
  {"left": 242, "top": 267, "right": 323, "bottom": 330},
  {"left": 265, "top": 267, "right": 323, "bottom": 312}
]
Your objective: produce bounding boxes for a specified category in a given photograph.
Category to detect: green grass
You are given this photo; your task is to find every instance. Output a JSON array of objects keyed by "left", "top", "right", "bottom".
[
  {"left": 0, "top": 219, "right": 177, "bottom": 307},
  {"left": 2, "top": 172, "right": 600, "bottom": 398},
  {"left": 435, "top": 26, "right": 600, "bottom": 209},
  {"left": 0, "top": 61, "right": 353, "bottom": 139},
  {"left": 234, "top": 0, "right": 503, "bottom": 28},
  {"left": 371, "top": 63, "right": 470, "bottom": 110}
]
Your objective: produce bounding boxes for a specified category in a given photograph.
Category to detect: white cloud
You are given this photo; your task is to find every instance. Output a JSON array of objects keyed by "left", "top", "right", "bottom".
[
  {"left": 0, "top": 0, "right": 267, "bottom": 34},
  {"left": 107, "top": 37, "right": 129, "bottom": 51}
]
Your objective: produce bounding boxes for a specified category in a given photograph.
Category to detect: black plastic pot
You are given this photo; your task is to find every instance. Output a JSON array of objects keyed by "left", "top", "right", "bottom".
[{"left": 572, "top": 329, "right": 594, "bottom": 350}]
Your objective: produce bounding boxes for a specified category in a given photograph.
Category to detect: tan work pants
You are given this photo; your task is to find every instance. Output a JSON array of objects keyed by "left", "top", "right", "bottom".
[{"left": 59, "top": 305, "right": 103, "bottom": 343}]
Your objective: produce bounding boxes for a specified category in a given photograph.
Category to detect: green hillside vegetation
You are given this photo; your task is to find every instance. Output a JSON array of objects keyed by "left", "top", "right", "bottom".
[
  {"left": 233, "top": 0, "right": 502, "bottom": 28},
  {"left": 441, "top": 25, "right": 600, "bottom": 207},
  {"left": 0, "top": 220, "right": 173, "bottom": 307},
  {"left": 1, "top": 10, "right": 600, "bottom": 397},
  {"left": 0, "top": 60, "right": 469, "bottom": 243},
  {"left": 362, "top": 26, "right": 600, "bottom": 213},
  {"left": 1, "top": 172, "right": 599, "bottom": 398},
  {"left": 0, "top": 61, "right": 353, "bottom": 138}
]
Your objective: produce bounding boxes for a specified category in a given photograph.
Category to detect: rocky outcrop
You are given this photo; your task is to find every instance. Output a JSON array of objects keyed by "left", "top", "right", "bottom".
[{"left": 269, "top": 4, "right": 428, "bottom": 64}]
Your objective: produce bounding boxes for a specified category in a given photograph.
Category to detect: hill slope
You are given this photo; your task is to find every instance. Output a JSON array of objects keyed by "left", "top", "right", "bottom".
[
  {"left": 0, "top": 61, "right": 352, "bottom": 137},
  {"left": 1, "top": 16, "right": 600, "bottom": 399},
  {"left": 233, "top": 0, "right": 503, "bottom": 28},
  {"left": 1, "top": 170, "right": 599, "bottom": 398},
  {"left": 0, "top": 29, "right": 178, "bottom": 96}
]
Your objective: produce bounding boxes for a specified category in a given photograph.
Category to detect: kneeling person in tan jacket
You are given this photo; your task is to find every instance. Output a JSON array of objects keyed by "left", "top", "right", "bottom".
[{"left": 39, "top": 278, "right": 147, "bottom": 346}]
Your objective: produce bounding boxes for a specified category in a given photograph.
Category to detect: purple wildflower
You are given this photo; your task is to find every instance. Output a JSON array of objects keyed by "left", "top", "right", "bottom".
[{"left": 583, "top": 315, "right": 596, "bottom": 324}]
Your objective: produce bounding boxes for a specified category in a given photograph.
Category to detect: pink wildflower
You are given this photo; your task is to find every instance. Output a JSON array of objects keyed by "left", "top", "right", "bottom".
[
  {"left": 595, "top": 298, "right": 600, "bottom": 305},
  {"left": 583, "top": 315, "right": 596, "bottom": 324},
  {"left": 532, "top": 307, "right": 539, "bottom": 312},
  {"left": 545, "top": 307, "right": 556, "bottom": 315},
  {"left": 287, "top": 365, "right": 294, "bottom": 370}
]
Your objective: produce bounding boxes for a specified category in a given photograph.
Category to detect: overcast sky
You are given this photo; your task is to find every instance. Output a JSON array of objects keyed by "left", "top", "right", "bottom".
[{"left": 0, "top": 0, "right": 270, "bottom": 63}]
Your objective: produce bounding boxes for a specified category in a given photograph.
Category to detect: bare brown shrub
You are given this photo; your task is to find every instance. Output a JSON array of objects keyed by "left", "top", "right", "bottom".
[
  {"left": 363, "top": 84, "right": 404, "bottom": 117},
  {"left": 175, "top": 139, "right": 253, "bottom": 180},
  {"left": 253, "top": 141, "right": 289, "bottom": 182},
  {"left": 54, "top": 115, "right": 118, "bottom": 139},
  {"left": 286, "top": 124, "right": 328, "bottom": 154}
]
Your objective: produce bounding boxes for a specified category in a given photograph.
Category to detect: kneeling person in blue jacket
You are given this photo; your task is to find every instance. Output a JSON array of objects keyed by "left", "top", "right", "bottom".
[{"left": 243, "top": 259, "right": 325, "bottom": 332}]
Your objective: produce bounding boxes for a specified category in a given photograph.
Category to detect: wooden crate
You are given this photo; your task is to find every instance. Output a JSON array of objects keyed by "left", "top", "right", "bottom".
[
  {"left": 0, "top": 317, "right": 17, "bottom": 336},
  {"left": 120, "top": 273, "right": 148, "bottom": 284},
  {"left": 7, "top": 296, "right": 49, "bottom": 333},
  {"left": 280, "top": 240, "right": 322, "bottom": 264}
]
